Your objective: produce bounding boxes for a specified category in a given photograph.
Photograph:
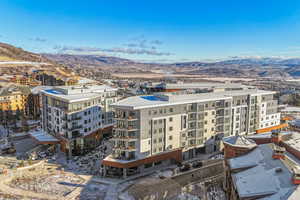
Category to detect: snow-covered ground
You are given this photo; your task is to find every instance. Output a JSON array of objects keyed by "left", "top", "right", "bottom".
[
  {"left": 53, "top": 138, "right": 113, "bottom": 175},
  {"left": 0, "top": 61, "right": 50, "bottom": 66}
]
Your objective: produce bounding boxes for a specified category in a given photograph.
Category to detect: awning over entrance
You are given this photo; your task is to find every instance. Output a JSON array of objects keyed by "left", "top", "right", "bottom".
[{"left": 29, "top": 129, "right": 59, "bottom": 144}]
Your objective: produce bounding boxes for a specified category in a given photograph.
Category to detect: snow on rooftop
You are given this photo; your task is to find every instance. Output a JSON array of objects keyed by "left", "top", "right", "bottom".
[
  {"left": 29, "top": 129, "right": 59, "bottom": 143},
  {"left": 281, "top": 106, "right": 300, "bottom": 113},
  {"left": 113, "top": 89, "right": 275, "bottom": 110},
  {"left": 282, "top": 133, "right": 300, "bottom": 152},
  {"left": 223, "top": 136, "right": 257, "bottom": 148},
  {"left": 290, "top": 119, "right": 300, "bottom": 127},
  {"left": 31, "top": 86, "right": 53, "bottom": 94},
  {"left": 229, "top": 144, "right": 298, "bottom": 199},
  {"left": 42, "top": 84, "right": 117, "bottom": 103}
]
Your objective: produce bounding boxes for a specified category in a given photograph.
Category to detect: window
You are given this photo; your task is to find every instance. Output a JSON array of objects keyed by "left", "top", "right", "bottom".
[
  {"left": 205, "top": 112, "right": 208, "bottom": 116},
  {"left": 153, "top": 139, "right": 157, "bottom": 143},
  {"left": 169, "top": 117, "right": 173, "bottom": 122},
  {"left": 211, "top": 127, "right": 214, "bottom": 131},
  {"left": 212, "top": 111, "right": 215, "bottom": 115},
  {"left": 154, "top": 120, "right": 157, "bottom": 125},
  {"left": 169, "top": 126, "right": 173, "bottom": 131},
  {"left": 159, "top": 138, "right": 162, "bottom": 142},
  {"left": 169, "top": 135, "right": 173, "bottom": 140},
  {"left": 159, "top": 128, "right": 162, "bottom": 133},
  {"left": 159, "top": 119, "right": 163, "bottom": 124},
  {"left": 169, "top": 108, "right": 174, "bottom": 112}
]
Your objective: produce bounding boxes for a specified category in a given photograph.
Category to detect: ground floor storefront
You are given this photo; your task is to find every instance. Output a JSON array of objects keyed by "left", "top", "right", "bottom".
[{"left": 102, "top": 149, "right": 182, "bottom": 178}]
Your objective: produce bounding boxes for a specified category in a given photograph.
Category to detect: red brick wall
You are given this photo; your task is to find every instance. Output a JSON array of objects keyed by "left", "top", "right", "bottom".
[{"left": 224, "top": 143, "right": 255, "bottom": 159}]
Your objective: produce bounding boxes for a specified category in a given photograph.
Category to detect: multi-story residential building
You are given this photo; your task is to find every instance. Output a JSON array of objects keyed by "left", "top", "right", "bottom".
[
  {"left": 26, "top": 86, "right": 53, "bottom": 119},
  {"left": 102, "top": 89, "right": 282, "bottom": 178},
  {"left": 0, "top": 84, "right": 30, "bottom": 113},
  {"left": 40, "top": 84, "right": 118, "bottom": 157}
]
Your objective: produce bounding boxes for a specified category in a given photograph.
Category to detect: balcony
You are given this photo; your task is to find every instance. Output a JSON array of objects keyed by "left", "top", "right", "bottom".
[
  {"left": 112, "top": 135, "right": 137, "bottom": 141},
  {"left": 68, "top": 116, "right": 82, "bottom": 122},
  {"left": 72, "top": 131, "right": 83, "bottom": 138},
  {"left": 114, "top": 145, "right": 136, "bottom": 151},
  {"left": 68, "top": 125, "right": 83, "bottom": 131},
  {"left": 115, "top": 115, "right": 138, "bottom": 121}
]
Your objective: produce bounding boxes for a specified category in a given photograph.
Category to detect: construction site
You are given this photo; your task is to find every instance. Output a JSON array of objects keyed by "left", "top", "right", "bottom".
[{"left": 0, "top": 135, "right": 226, "bottom": 200}]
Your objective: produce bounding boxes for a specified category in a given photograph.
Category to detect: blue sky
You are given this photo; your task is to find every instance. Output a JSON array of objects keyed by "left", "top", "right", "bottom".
[{"left": 1, "top": 0, "right": 300, "bottom": 62}]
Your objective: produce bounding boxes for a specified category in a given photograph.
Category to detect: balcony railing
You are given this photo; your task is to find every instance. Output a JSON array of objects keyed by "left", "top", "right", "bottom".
[
  {"left": 68, "top": 116, "right": 82, "bottom": 121},
  {"left": 114, "top": 145, "right": 136, "bottom": 151},
  {"left": 72, "top": 132, "right": 83, "bottom": 138},
  {"left": 68, "top": 125, "right": 83, "bottom": 131}
]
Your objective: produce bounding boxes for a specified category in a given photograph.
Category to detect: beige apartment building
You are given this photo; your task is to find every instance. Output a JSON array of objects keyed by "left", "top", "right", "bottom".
[{"left": 102, "top": 89, "right": 281, "bottom": 178}]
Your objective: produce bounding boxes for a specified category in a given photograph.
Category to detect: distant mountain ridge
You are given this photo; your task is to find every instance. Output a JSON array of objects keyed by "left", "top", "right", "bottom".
[
  {"left": 43, "top": 53, "right": 300, "bottom": 78},
  {"left": 2, "top": 42, "right": 300, "bottom": 78}
]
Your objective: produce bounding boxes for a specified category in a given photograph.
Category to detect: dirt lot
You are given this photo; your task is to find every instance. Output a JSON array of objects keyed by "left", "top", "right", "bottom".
[{"left": 9, "top": 168, "right": 84, "bottom": 197}]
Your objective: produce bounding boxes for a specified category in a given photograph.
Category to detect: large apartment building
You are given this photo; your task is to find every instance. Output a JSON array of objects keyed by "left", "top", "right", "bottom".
[
  {"left": 40, "top": 84, "right": 118, "bottom": 157},
  {"left": 102, "top": 89, "right": 282, "bottom": 178}
]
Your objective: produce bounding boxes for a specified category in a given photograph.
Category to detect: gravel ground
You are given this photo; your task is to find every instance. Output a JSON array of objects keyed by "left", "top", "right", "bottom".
[{"left": 10, "top": 172, "right": 84, "bottom": 196}]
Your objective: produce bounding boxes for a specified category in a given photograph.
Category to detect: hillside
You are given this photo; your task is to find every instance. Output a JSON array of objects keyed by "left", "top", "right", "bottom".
[
  {"left": 0, "top": 42, "right": 49, "bottom": 62},
  {"left": 2, "top": 42, "right": 300, "bottom": 79},
  {"left": 44, "top": 54, "right": 300, "bottom": 78}
]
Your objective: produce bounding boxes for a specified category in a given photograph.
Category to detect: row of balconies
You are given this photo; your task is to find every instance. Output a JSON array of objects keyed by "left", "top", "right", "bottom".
[
  {"left": 68, "top": 125, "right": 83, "bottom": 131},
  {"left": 114, "top": 125, "right": 138, "bottom": 130},
  {"left": 113, "top": 145, "right": 136, "bottom": 151}
]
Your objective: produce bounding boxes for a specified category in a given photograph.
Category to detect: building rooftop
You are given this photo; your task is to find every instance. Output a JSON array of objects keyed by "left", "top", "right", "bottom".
[
  {"left": 145, "top": 82, "right": 255, "bottom": 90},
  {"left": 42, "top": 84, "right": 117, "bottom": 103},
  {"left": 29, "top": 129, "right": 59, "bottom": 144},
  {"left": 223, "top": 135, "right": 257, "bottom": 149},
  {"left": 290, "top": 119, "right": 300, "bottom": 127},
  {"left": 112, "top": 89, "right": 276, "bottom": 110},
  {"left": 282, "top": 132, "right": 300, "bottom": 151},
  {"left": 229, "top": 144, "right": 298, "bottom": 199},
  {"left": 281, "top": 106, "right": 300, "bottom": 113},
  {"left": 31, "top": 86, "right": 53, "bottom": 95},
  {"left": 0, "top": 84, "right": 31, "bottom": 97}
]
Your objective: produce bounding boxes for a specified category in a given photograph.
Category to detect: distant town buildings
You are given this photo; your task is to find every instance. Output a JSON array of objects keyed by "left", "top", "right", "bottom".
[
  {"left": 102, "top": 89, "right": 282, "bottom": 178},
  {"left": 140, "top": 82, "right": 256, "bottom": 94},
  {"left": 40, "top": 84, "right": 118, "bottom": 157}
]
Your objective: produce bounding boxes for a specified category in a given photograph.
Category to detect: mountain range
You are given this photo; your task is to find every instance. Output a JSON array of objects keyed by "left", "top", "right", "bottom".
[{"left": 2, "top": 42, "right": 300, "bottom": 79}]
